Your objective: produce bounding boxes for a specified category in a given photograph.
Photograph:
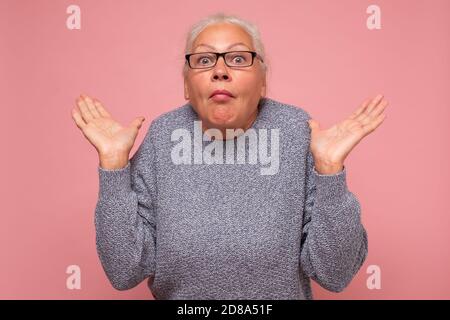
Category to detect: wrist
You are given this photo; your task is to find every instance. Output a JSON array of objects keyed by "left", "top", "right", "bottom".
[
  {"left": 99, "top": 152, "right": 129, "bottom": 170},
  {"left": 314, "top": 161, "right": 344, "bottom": 175}
]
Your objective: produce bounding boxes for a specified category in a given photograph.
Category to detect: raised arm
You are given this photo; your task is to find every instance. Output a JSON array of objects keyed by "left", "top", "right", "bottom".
[
  {"left": 300, "top": 149, "right": 368, "bottom": 292},
  {"left": 71, "top": 94, "right": 155, "bottom": 290},
  {"left": 95, "top": 131, "right": 157, "bottom": 290},
  {"left": 300, "top": 94, "right": 387, "bottom": 292}
]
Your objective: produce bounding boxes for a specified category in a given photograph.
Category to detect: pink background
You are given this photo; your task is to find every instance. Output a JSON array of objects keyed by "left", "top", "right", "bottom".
[{"left": 1, "top": 0, "right": 449, "bottom": 299}]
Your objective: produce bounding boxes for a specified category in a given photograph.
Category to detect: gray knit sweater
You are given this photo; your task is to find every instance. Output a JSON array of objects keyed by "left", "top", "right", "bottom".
[{"left": 94, "top": 97, "right": 368, "bottom": 300}]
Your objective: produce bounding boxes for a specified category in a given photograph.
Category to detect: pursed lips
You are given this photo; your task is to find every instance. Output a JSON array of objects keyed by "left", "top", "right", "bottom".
[{"left": 210, "top": 89, "right": 234, "bottom": 98}]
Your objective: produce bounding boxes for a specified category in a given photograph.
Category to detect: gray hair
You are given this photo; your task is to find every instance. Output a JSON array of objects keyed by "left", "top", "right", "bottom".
[{"left": 182, "top": 12, "right": 268, "bottom": 78}]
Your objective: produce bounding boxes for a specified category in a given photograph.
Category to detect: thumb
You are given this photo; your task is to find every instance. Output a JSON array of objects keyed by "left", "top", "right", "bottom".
[
  {"left": 308, "top": 119, "right": 320, "bottom": 131},
  {"left": 130, "top": 116, "right": 145, "bottom": 130}
]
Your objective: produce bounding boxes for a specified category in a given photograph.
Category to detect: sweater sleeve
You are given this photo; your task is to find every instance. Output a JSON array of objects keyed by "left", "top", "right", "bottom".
[
  {"left": 299, "top": 148, "right": 368, "bottom": 292},
  {"left": 94, "top": 129, "right": 157, "bottom": 291}
]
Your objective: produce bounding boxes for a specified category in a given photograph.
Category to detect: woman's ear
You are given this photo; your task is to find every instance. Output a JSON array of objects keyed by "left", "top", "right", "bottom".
[
  {"left": 260, "top": 75, "right": 267, "bottom": 98},
  {"left": 184, "top": 79, "right": 190, "bottom": 100}
]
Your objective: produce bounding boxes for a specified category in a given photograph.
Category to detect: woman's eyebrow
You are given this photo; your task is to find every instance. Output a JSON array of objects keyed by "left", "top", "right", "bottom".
[{"left": 194, "top": 42, "right": 251, "bottom": 51}]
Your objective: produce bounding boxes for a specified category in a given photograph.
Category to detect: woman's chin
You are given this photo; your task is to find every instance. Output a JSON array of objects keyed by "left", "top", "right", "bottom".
[{"left": 209, "top": 106, "right": 236, "bottom": 126}]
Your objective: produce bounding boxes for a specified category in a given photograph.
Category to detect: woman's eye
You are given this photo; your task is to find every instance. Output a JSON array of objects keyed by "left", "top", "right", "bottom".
[
  {"left": 198, "top": 56, "right": 212, "bottom": 64},
  {"left": 232, "top": 55, "right": 246, "bottom": 64}
]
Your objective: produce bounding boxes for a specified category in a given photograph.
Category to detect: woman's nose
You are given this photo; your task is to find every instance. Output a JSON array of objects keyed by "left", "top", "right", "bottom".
[{"left": 211, "top": 57, "right": 231, "bottom": 81}]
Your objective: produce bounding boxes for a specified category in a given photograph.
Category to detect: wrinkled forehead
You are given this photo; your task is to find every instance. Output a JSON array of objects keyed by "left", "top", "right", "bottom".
[
  {"left": 192, "top": 24, "right": 254, "bottom": 53},
  {"left": 193, "top": 42, "right": 253, "bottom": 53}
]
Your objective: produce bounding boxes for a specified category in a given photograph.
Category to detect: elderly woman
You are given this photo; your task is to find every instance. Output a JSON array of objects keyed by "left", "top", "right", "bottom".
[{"left": 71, "top": 13, "right": 387, "bottom": 300}]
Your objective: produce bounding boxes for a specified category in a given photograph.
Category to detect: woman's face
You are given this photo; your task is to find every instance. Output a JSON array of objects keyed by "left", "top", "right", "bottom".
[{"left": 184, "top": 23, "right": 266, "bottom": 138}]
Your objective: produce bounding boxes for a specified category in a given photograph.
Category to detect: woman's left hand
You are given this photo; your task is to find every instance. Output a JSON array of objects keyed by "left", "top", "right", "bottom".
[{"left": 307, "top": 94, "right": 388, "bottom": 175}]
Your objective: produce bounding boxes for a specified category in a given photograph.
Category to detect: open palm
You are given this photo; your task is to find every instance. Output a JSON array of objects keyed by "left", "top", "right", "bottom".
[
  {"left": 308, "top": 94, "right": 388, "bottom": 166},
  {"left": 71, "top": 94, "right": 145, "bottom": 157}
]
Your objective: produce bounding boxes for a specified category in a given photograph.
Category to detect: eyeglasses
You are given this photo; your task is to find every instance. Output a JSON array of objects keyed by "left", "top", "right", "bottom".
[{"left": 185, "top": 51, "right": 263, "bottom": 69}]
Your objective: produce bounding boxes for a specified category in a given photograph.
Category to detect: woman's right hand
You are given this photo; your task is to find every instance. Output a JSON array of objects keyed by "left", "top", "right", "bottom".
[{"left": 71, "top": 94, "right": 146, "bottom": 169}]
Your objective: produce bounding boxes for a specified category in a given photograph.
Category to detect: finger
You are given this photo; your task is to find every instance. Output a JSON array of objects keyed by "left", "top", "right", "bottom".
[
  {"left": 349, "top": 98, "right": 371, "bottom": 120},
  {"left": 308, "top": 119, "right": 320, "bottom": 131},
  {"left": 367, "top": 94, "right": 384, "bottom": 113},
  {"left": 362, "top": 112, "right": 387, "bottom": 134},
  {"left": 360, "top": 99, "right": 388, "bottom": 126},
  {"left": 71, "top": 107, "right": 87, "bottom": 129},
  {"left": 129, "top": 116, "right": 145, "bottom": 130},
  {"left": 370, "top": 98, "right": 388, "bottom": 119},
  {"left": 77, "top": 96, "right": 94, "bottom": 123},
  {"left": 355, "top": 94, "right": 384, "bottom": 122},
  {"left": 81, "top": 94, "right": 101, "bottom": 118},
  {"left": 92, "top": 98, "right": 111, "bottom": 118}
]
